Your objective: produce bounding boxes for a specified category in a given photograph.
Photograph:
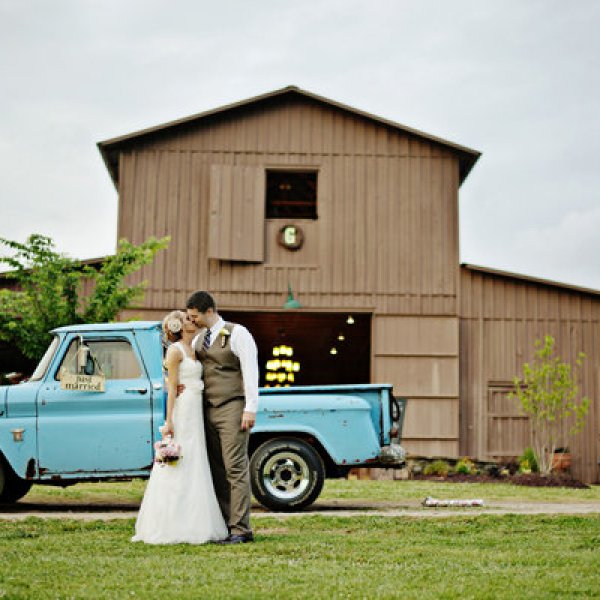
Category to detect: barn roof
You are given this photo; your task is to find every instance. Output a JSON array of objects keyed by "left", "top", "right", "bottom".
[
  {"left": 98, "top": 85, "right": 481, "bottom": 187},
  {"left": 461, "top": 263, "right": 600, "bottom": 297}
]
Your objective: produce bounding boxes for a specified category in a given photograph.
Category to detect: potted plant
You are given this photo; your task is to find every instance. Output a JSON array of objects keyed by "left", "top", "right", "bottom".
[
  {"left": 518, "top": 447, "right": 538, "bottom": 474},
  {"left": 551, "top": 448, "right": 572, "bottom": 472}
]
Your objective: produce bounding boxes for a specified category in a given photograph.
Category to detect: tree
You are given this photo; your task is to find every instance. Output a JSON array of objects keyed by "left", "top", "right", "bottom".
[
  {"left": 510, "top": 335, "right": 590, "bottom": 475},
  {"left": 0, "top": 234, "right": 169, "bottom": 361}
]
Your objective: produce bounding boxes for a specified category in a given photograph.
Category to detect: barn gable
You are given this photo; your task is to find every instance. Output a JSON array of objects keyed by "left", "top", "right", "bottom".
[{"left": 98, "top": 85, "right": 480, "bottom": 187}]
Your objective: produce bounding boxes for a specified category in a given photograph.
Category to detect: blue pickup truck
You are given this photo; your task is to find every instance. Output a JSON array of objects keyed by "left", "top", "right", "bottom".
[{"left": 0, "top": 322, "right": 406, "bottom": 511}]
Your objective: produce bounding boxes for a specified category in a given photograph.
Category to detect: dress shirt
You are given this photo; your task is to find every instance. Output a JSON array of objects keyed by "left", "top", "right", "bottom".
[{"left": 193, "top": 317, "right": 259, "bottom": 413}]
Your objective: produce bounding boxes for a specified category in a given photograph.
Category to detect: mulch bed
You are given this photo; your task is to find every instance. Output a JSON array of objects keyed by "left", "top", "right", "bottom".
[
  {"left": 411, "top": 472, "right": 590, "bottom": 489},
  {"left": 510, "top": 473, "right": 590, "bottom": 489}
]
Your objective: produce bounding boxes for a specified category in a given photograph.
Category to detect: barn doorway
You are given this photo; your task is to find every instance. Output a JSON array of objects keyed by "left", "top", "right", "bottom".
[{"left": 222, "top": 311, "right": 371, "bottom": 387}]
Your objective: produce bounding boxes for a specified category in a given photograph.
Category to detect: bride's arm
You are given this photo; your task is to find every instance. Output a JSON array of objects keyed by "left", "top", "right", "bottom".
[{"left": 164, "top": 345, "right": 182, "bottom": 437}]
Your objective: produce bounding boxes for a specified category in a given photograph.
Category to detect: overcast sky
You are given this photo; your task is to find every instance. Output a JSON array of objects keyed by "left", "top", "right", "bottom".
[{"left": 1, "top": 0, "right": 599, "bottom": 289}]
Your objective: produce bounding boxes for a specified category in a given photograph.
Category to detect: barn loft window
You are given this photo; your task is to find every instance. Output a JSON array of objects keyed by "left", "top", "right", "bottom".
[{"left": 266, "top": 170, "right": 318, "bottom": 219}]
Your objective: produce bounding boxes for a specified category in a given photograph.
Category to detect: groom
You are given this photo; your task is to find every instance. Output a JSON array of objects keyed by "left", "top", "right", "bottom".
[{"left": 186, "top": 291, "right": 259, "bottom": 544}]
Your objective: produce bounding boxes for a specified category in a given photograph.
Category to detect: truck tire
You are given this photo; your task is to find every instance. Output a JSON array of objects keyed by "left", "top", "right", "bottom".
[
  {"left": 0, "top": 458, "right": 32, "bottom": 503},
  {"left": 250, "top": 438, "right": 325, "bottom": 512}
]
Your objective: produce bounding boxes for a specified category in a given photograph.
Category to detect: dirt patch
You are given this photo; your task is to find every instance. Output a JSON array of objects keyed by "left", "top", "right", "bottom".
[
  {"left": 2, "top": 497, "right": 600, "bottom": 521},
  {"left": 0, "top": 501, "right": 140, "bottom": 513}
]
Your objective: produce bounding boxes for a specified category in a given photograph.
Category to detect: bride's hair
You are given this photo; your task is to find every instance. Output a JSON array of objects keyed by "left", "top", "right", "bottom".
[{"left": 162, "top": 310, "right": 186, "bottom": 342}]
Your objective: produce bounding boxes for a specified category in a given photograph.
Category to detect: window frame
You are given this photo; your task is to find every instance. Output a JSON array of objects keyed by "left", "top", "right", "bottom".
[
  {"left": 53, "top": 336, "right": 143, "bottom": 382},
  {"left": 265, "top": 168, "right": 319, "bottom": 220},
  {"left": 30, "top": 336, "right": 60, "bottom": 382}
]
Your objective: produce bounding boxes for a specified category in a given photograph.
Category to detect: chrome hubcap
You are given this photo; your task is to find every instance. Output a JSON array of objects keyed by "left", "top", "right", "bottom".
[{"left": 262, "top": 451, "right": 310, "bottom": 500}]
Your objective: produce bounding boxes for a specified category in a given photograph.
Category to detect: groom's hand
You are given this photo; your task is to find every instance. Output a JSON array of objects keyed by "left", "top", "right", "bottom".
[
  {"left": 241, "top": 411, "right": 256, "bottom": 431},
  {"left": 176, "top": 384, "right": 185, "bottom": 396}
]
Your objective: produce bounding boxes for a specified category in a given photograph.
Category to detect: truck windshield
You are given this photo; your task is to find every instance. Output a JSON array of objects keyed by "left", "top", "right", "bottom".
[{"left": 29, "top": 336, "right": 60, "bottom": 381}]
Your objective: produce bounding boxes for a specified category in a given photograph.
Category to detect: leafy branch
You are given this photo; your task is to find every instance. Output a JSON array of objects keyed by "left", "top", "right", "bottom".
[{"left": 0, "top": 234, "right": 169, "bottom": 361}]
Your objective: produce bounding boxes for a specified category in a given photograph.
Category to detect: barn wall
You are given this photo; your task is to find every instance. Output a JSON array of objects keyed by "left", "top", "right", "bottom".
[
  {"left": 460, "top": 267, "right": 600, "bottom": 483},
  {"left": 373, "top": 315, "right": 459, "bottom": 456},
  {"left": 115, "top": 96, "right": 462, "bottom": 458},
  {"left": 117, "top": 96, "right": 460, "bottom": 315}
]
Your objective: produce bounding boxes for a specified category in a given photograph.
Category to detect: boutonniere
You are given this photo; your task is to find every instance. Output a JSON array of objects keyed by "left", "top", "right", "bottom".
[{"left": 220, "top": 328, "right": 231, "bottom": 348}]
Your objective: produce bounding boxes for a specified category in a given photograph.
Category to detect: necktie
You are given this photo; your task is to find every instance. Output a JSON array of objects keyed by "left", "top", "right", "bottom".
[{"left": 203, "top": 329, "right": 211, "bottom": 351}]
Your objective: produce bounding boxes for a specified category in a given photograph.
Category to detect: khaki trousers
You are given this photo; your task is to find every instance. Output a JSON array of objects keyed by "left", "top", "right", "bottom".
[{"left": 204, "top": 398, "right": 251, "bottom": 536}]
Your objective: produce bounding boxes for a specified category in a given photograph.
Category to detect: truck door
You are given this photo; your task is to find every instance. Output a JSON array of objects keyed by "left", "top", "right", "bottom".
[{"left": 37, "top": 333, "right": 154, "bottom": 475}]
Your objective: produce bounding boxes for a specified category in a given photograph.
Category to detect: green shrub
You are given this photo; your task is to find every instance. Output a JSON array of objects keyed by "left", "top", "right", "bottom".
[
  {"left": 454, "top": 457, "right": 475, "bottom": 475},
  {"left": 423, "top": 460, "right": 450, "bottom": 477},
  {"left": 518, "top": 447, "right": 538, "bottom": 473},
  {"left": 519, "top": 459, "right": 531, "bottom": 474}
]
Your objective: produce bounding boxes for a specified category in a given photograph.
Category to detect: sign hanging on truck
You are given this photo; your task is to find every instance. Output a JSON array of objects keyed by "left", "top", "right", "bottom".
[{"left": 59, "top": 372, "right": 105, "bottom": 392}]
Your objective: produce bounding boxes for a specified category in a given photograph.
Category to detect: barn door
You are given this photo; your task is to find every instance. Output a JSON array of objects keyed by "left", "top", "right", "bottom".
[
  {"left": 486, "top": 383, "right": 530, "bottom": 459},
  {"left": 208, "top": 165, "right": 265, "bottom": 262}
]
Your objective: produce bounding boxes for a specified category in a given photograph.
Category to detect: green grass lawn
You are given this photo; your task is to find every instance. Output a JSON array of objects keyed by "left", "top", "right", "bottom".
[
  {"left": 17, "top": 478, "right": 600, "bottom": 507},
  {"left": 320, "top": 479, "right": 600, "bottom": 504},
  {"left": 0, "top": 514, "right": 598, "bottom": 599}
]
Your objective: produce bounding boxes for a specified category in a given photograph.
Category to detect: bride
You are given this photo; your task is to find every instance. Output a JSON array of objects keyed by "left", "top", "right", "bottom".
[{"left": 132, "top": 310, "right": 228, "bottom": 544}]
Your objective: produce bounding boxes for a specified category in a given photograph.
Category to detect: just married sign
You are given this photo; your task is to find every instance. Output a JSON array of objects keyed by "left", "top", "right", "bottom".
[{"left": 60, "top": 372, "right": 105, "bottom": 393}]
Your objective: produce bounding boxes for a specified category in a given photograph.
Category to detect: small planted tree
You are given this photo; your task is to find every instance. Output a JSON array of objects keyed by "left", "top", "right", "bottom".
[
  {"left": 510, "top": 335, "right": 590, "bottom": 475},
  {"left": 0, "top": 234, "right": 169, "bottom": 361}
]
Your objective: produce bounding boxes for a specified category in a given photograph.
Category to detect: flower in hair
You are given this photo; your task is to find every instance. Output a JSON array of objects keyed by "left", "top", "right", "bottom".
[{"left": 167, "top": 319, "right": 182, "bottom": 333}]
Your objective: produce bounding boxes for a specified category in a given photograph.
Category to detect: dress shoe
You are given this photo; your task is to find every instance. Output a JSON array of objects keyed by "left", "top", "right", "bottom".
[{"left": 218, "top": 532, "right": 254, "bottom": 544}]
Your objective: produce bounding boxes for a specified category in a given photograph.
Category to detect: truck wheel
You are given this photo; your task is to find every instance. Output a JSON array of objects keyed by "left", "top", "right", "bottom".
[
  {"left": 0, "top": 459, "right": 32, "bottom": 503},
  {"left": 250, "top": 438, "right": 325, "bottom": 512}
]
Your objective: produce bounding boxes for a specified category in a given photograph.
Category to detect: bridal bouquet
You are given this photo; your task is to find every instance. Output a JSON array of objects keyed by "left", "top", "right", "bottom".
[{"left": 154, "top": 436, "right": 182, "bottom": 467}]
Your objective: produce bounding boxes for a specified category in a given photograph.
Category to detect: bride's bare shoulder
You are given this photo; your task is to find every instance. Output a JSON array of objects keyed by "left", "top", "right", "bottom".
[{"left": 165, "top": 343, "right": 183, "bottom": 364}]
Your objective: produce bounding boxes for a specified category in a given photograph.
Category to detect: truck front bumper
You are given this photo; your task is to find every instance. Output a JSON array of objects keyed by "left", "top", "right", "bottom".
[{"left": 362, "top": 443, "right": 406, "bottom": 468}]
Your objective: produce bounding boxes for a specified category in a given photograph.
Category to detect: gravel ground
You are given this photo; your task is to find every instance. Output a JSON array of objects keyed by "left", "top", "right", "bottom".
[{"left": 2, "top": 500, "right": 600, "bottom": 521}]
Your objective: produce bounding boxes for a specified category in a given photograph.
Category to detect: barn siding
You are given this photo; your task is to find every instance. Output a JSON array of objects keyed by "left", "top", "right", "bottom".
[
  {"left": 460, "top": 267, "right": 600, "bottom": 483},
  {"left": 116, "top": 97, "right": 460, "bottom": 314}
]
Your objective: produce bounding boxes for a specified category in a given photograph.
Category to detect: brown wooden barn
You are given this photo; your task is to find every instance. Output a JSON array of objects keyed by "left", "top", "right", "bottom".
[{"left": 78, "top": 85, "right": 598, "bottom": 483}]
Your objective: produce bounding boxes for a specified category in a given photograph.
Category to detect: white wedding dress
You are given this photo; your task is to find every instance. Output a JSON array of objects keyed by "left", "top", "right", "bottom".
[{"left": 132, "top": 342, "right": 228, "bottom": 544}]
